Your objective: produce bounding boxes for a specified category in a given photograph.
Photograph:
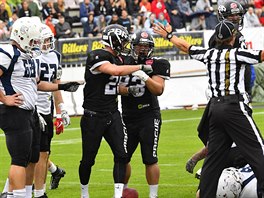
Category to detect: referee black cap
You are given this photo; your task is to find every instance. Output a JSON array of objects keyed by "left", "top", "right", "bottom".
[{"left": 215, "top": 20, "right": 238, "bottom": 40}]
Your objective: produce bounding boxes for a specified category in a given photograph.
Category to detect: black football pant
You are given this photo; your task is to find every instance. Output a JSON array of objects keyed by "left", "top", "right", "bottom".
[{"left": 199, "top": 96, "right": 264, "bottom": 198}]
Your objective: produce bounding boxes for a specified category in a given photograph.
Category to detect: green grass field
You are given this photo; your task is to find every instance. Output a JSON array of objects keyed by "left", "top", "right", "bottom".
[{"left": 0, "top": 107, "right": 263, "bottom": 198}]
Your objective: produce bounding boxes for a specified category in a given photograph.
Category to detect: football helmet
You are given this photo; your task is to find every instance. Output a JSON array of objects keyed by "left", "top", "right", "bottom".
[
  {"left": 39, "top": 24, "right": 55, "bottom": 54},
  {"left": 101, "top": 24, "right": 130, "bottom": 55},
  {"left": 218, "top": 0, "right": 245, "bottom": 29},
  {"left": 216, "top": 167, "right": 243, "bottom": 198},
  {"left": 131, "top": 30, "right": 154, "bottom": 63},
  {"left": 10, "top": 17, "right": 41, "bottom": 57}
]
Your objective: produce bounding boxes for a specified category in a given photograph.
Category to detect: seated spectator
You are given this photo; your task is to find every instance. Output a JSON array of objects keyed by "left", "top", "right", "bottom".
[
  {"left": 205, "top": 6, "right": 218, "bottom": 30},
  {"left": 244, "top": 6, "right": 262, "bottom": 27},
  {"left": 189, "top": 13, "right": 206, "bottom": 31},
  {"left": 195, "top": 0, "right": 211, "bottom": 12},
  {"left": 140, "top": 0, "right": 152, "bottom": 18},
  {"left": 97, "top": 14, "right": 106, "bottom": 36},
  {"left": 6, "top": 11, "right": 18, "bottom": 31},
  {"left": 45, "top": 14, "right": 56, "bottom": 36},
  {"left": 108, "top": 12, "right": 119, "bottom": 24},
  {"left": 0, "top": 19, "right": 10, "bottom": 41},
  {"left": 130, "top": 0, "right": 144, "bottom": 28},
  {"left": 94, "top": 0, "right": 111, "bottom": 25},
  {"left": 157, "top": 12, "right": 168, "bottom": 26},
  {"left": 0, "top": 2, "right": 8, "bottom": 23},
  {"left": 0, "top": 0, "right": 12, "bottom": 18},
  {"left": 259, "top": 6, "right": 264, "bottom": 26},
  {"left": 28, "top": 0, "right": 40, "bottom": 17},
  {"left": 177, "top": 0, "right": 193, "bottom": 23},
  {"left": 42, "top": 0, "right": 57, "bottom": 20},
  {"left": 151, "top": 0, "right": 170, "bottom": 23},
  {"left": 118, "top": 9, "right": 132, "bottom": 33},
  {"left": 143, "top": 12, "right": 156, "bottom": 34},
  {"left": 7, "top": 0, "right": 22, "bottom": 13},
  {"left": 108, "top": 0, "right": 123, "bottom": 17},
  {"left": 18, "top": 0, "right": 31, "bottom": 17},
  {"left": 55, "top": 15, "right": 77, "bottom": 39},
  {"left": 83, "top": 13, "right": 98, "bottom": 37},
  {"left": 80, "top": 0, "right": 95, "bottom": 33},
  {"left": 165, "top": 0, "right": 185, "bottom": 30}
]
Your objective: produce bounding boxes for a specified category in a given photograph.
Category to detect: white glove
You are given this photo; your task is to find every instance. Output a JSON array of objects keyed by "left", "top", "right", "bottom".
[
  {"left": 58, "top": 103, "right": 70, "bottom": 127},
  {"left": 38, "top": 112, "right": 47, "bottom": 132},
  {"left": 139, "top": 64, "right": 153, "bottom": 73},
  {"left": 132, "top": 70, "right": 149, "bottom": 82}
]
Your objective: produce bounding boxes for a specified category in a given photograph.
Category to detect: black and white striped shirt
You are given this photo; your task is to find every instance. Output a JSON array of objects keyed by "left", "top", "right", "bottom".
[{"left": 189, "top": 45, "right": 262, "bottom": 97}]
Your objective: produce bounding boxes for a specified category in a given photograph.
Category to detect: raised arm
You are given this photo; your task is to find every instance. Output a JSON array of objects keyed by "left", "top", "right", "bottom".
[{"left": 153, "top": 22, "right": 191, "bottom": 54}]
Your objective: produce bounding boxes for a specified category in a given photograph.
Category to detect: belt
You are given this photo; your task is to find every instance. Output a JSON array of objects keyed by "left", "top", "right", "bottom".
[
  {"left": 210, "top": 95, "right": 244, "bottom": 103},
  {"left": 83, "top": 109, "right": 116, "bottom": 117}
]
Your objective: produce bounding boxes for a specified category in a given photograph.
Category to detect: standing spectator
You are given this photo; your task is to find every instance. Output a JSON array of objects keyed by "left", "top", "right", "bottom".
[
  {"left": 80, "top": 0, "right": 95, "bottom": 32},
  {"left": 55, "top": 15, "right": 77, "bottom": 39},
  {"left": 0, "top": 2, "right": 8, "bottom": 23},
  {"left": 78, "top": 24, "right": 153, "bottom": 198},
  {"left": 118, "top": 9, "right": 132, "bottom": 33},
  {"left": 18, "top": 0, "right": 32, "bottom": 17},
  {"left": 83, "top": 13, "right": 98, "bottom": 37},
  {"left": 244, "top": 6, "right": 262, "bottom": 27},
  {"left": 28, "top": 0, "right": 41, "bottom": 17},
  {"left": 153, "top": 19, "right": 264, "bottom": 198},
  {"left": 165, "top": 0, "right": 185, "bottom": 30},
  {"left": 119, "top": 30, "right": 170, "bottom": 198}
]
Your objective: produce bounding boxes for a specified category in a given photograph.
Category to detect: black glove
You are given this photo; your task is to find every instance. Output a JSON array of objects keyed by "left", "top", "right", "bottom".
[
  {"left": 58, "top": 82, "right": 81, "bottom": 92},
  {"left": 185, "top": 158, "right": 197, "bottom": 174}
]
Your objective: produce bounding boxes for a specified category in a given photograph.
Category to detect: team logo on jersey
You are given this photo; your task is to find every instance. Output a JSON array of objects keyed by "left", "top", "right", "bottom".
[{"left": 146, "top": 59, "right": 153, "bottom": 65}]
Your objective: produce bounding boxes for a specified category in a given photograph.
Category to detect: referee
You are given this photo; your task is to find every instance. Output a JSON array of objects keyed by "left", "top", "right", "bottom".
[{"left": 153, "top": 21, "right": 264, "bottom": 198}]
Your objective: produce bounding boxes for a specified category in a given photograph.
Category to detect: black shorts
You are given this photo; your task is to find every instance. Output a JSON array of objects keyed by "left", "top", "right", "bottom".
[
  {"left": 123, "top": 111, "right": 162, "bottom": 165},
  {"left": 0, "top": 105, "right": 33, "bottom": 167},
  {"left": 39, "top": 113, "right": 54, "bottom": 152},
  {"left": 80, "top": 110, "right": 128, "bottom": 166}
]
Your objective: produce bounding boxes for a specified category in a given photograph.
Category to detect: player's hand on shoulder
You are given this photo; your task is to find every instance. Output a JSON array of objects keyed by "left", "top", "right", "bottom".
[
  {"left": 132, "top": 70, "right": 149, "bottom": 82},
  {"left": 139, "top": 64, "right": 153, "bottom": 73}
]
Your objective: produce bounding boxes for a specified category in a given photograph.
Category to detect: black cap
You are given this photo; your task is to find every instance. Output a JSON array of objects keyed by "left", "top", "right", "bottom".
[{"left": 215, "top": 20, "right": 238, "bottom": 40}]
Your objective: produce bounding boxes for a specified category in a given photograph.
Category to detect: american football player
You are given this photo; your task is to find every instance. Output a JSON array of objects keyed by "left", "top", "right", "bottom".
[{"left": 118, "top": 30, "right": 170, "bottom": 198}]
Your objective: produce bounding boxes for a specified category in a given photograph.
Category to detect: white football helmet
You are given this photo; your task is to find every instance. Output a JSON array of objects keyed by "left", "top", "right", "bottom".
[
  {"left": 39, "top": 24, "right": 55, "bottom": 54},
  {"left": 216, "top": 167, "right": 244, "bottom": 198},
  {"left": 10, "top": 17, "right": 42, "bottom": 57}
]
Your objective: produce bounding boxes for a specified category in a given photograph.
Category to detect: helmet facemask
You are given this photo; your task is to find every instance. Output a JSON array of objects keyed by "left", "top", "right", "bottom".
[{"left": 41, "top": 36, "right": 55, "bottom": 54}]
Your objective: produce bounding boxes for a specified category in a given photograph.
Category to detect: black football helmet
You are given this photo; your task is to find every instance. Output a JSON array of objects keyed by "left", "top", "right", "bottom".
[
  {"left": 101, "top": 24, "right": 130, "bottom": 55},
  {"left": 131, "top": 30, "right": 154, "bottom": 63},
  {"left": 218, "top": 0, "right": 245, "bottom": 29}
]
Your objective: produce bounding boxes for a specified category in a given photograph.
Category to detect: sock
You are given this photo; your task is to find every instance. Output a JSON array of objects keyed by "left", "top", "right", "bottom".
[
  {"left": 7, "top": 192, "right": 13, "bottom": 198},
  {"left": 114, "top": 183, "right": 124, "bottom": 198},
  {"left": 34, "top": 189, "right": 44, "bottom": 197},
  {"left": 3, "top": 178, "right": 9, "bottom": 193},
  {"left": 80, "top": 184, "right": 89, "bottom": 198},
  {"left": 13, "top": 189, "right": 26, "bottom": 198},
  {"left": 149, "top": 184, "right": 158, "bottom": 198},
  {"left": 43, "top": 183, "right": 46, "bottom": 192},
  {"left": 25, "top": 185, "right": 32, "bottom": 198},
  {"left": 48, "top": 162, "right": 57, "bottom": 174}
]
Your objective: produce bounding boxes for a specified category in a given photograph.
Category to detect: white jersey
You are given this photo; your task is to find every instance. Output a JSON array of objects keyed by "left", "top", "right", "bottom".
[
  {"left": 239, "top": 164, "right": 257, "bottom": 198},
  {"left": 0, "top": 44, "right": 40, "bottom": 110},
  {"left": 36, "top": 50, "right": 61, "bottom": 115}
]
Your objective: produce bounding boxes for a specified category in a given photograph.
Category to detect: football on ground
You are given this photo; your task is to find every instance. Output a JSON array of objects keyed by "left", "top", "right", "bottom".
[{"left": 122, "top": 188, "right": 139, "bottom": 198}]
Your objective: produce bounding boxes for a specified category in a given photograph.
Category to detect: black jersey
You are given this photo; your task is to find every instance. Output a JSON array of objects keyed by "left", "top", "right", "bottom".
[
  {"left": 83, "top": 49, "right": 124, "bottom": 112},
  {"left": 120, "top": 55, "right": 170, "bottom": 119}
]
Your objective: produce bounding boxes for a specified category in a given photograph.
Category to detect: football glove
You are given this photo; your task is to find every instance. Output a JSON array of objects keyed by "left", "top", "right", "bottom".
[
  {"left": 132, "top": 70, "right": 149, "bottom": 82},
  {"left": 54, "top": 114, "right": 64, "bottom": 135},
  {"left": 58, "top": 82, "right": 81, "bottom": 92},
  {"left": 139, "top": 64, "right": 153, "bottom": 73},
  {"left": 185, "top": 158, "right": 197, "bottom": 174},
  {"left": 58, "top": 103, "right": 70, "bottom": 127},
  {"left": 38, "top": 112, "right": 47, "bottom": 132}
]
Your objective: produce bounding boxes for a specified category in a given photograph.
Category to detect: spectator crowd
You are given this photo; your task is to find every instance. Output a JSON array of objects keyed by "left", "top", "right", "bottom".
[{"left": 0, "top": 0, "right": 264, "bottom": 41}]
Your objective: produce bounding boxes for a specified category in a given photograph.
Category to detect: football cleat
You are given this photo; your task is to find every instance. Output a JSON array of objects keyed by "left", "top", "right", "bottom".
[
  {"left": 50, "top": 166, "right": 66, "bottom": 190},
  {"left": 195, "top": 168, "right": 202, "bottom": 179},
  {"left": 0, "top": 192, "right": 7, "bottom": 198}
]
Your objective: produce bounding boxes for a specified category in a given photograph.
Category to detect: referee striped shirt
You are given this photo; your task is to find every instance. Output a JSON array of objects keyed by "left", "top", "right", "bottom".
[{"left": 189, "top": 45, "right": 262, "bottom": 97}]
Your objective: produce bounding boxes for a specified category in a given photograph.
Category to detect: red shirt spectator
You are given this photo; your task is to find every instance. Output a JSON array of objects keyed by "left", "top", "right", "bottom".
[{"left": 151, "top": 0, "right": 170, "bottom": 22}]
